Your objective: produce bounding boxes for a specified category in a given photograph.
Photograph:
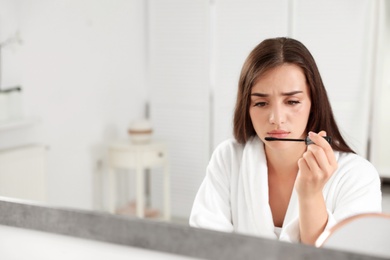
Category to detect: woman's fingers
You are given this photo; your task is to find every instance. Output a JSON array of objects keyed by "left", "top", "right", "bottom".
[
  {"left": 308, "top": 131, "right": 338, "bottom": 169},
  {"left": 298, "top": 131, "right": 338, "bottom": 187},
  {"left": 302, "top": 149, "right": 320, "bottom": 173}
]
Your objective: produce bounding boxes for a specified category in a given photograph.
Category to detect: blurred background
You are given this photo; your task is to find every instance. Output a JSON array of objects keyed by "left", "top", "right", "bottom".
[{"left": 0, "top": 0, "right": 389, "bottom": 223}]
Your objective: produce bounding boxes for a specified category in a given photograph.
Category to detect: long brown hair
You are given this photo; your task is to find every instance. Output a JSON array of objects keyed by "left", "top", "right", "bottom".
[{"left": 233, "top": 37, "right": 355, "bottom": 153}]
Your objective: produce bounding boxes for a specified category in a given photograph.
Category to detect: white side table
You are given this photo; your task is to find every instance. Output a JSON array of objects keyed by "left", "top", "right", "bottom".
[{"left": 107, "top": 140, "right": 170, "bottom": 220}]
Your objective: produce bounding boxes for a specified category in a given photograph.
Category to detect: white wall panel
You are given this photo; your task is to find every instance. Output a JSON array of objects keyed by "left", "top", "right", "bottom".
[
  {"left": 213, "top": 0, "right": 289, "bottom": 148},
  {"left": 0, "top": 145, "right": 46, "bottom": 202},
  {"left": 17, "top": 0, "right": 147, "bottom": 210},
  {"left": 293, "top": 0, "right": 374, "bottom": 157},
  {"left": 370, "top": 0, "right": 390, "bottom": 178},
  {"left": 148, "top": 0, "right": 210, "bottom": 218}
]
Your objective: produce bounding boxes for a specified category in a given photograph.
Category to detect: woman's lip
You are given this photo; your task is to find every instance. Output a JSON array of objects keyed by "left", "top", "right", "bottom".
[{"left": 267, "top": 132, "right": 290, "bottom": 138}]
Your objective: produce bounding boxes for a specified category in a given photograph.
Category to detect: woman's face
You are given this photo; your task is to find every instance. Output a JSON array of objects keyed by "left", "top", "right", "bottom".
[{"left": 249, "top": 63, "right": 311, "bottom": 150}]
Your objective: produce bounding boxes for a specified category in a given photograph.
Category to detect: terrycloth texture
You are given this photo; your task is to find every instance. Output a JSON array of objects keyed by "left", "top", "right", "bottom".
[{"left": 189, "top": 136, "right": 382, "bottom": 242}]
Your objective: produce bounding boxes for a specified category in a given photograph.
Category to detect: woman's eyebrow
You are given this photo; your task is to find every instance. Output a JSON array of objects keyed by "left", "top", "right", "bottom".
[
  {"left": 251, "top": 93, "right": 268, "bottom": 97},
  {"left": 281, "top": 90, "right": 303, "bottom": 96},
  {"left": 250, "top": 90, "right": 303, "bottom": 97}
]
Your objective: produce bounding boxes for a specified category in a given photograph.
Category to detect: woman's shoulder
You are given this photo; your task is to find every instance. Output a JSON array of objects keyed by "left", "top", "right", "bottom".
[
  {"left": 210, "top": 136, "right": 261, "bottom": 166},
  {"left": 212, "top": 138, "right": 245, "bottom": 160},
  {"left": 336, "top": 152, "right": 375, "bottom": 168},
  {"left": 204, "top": 139, "right": 245, "bottom": 179},
  {"left": 335, "top": 151, "right": 379, "bottom": 180}
]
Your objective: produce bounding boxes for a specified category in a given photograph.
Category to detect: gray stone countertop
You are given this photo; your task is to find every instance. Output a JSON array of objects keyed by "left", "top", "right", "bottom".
[{"left": 0, "top": 197, "right": 386, "bottom": 260}]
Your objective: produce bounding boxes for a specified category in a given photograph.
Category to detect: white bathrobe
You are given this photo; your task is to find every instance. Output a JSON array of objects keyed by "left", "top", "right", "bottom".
[{"left": 189, "top": 136, "right": 382, "bottom": 242}]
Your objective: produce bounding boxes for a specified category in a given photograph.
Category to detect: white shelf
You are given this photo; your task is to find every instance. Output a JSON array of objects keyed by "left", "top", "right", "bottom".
[{"left": 0, "top": 117, "right": 40, "bottom": 132}]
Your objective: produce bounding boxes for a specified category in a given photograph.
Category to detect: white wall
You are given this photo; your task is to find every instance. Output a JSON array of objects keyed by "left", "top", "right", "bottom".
[
  {"left": 0, "top": 0, "right": 147, "bottom": 210},
  {"left": 148, "top": 0, "right": 211, "bottom": 218},
  {"left": 370, "top": 0, "right": 390, "bottom": 178},
  {"left": 292, "top": 0, "right": 374, "bottom": 157},
  {"left": 213, "top": 0, "right": 289, "bottom": 147}
]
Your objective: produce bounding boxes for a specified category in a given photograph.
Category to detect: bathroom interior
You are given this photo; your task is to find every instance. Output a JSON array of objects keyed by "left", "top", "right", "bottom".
[{"left": 0, "top": 0, "right": 389, "bottom": 259}]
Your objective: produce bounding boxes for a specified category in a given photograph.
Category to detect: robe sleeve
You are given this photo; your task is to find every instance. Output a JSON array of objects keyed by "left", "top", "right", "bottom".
[
  {"left": 280, "top": 155, "right": 382, "bottom": 243},
  {"left": 189, "top": 142, "right": 234, "bottom": 232},
  {"left": 326, "top": 157, "right": 382, "bottom": 223}
]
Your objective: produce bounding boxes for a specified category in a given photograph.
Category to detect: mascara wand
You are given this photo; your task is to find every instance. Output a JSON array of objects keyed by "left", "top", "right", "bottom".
[{"left": 265, "top": 136, "right": 332, "bottom": 145}]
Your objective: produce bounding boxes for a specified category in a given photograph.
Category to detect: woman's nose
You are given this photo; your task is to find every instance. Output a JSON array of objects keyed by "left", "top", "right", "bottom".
[{"left": 269, "top": 105, "right": 285, "bottom": 125}]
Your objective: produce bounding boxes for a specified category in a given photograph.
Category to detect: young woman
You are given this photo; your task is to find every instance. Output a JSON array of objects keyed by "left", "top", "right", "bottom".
[{"left": 189, "top": 37, "right": 382, "bottom": 245}]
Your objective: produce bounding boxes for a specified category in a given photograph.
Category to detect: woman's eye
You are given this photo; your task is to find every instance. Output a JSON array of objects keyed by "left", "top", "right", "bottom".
[
  {"left": 287, "top": 100, "right": 300, "bottom": 105},
  {"left": 254, "top": 102, "right": 267, "bottom": 107}
]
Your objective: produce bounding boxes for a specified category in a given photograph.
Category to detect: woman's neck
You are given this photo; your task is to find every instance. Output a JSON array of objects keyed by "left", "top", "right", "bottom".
[{"left": 265, "top": 144, "right": 306, "bottom": 176}]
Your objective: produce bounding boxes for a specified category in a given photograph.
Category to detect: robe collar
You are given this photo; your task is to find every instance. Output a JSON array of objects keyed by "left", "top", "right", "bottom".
[{"left": 240, "top": 136, "right": 300, "bottom": 240}]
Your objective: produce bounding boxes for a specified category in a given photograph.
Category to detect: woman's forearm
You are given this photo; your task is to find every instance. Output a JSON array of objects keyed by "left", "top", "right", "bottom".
[{"left": 298, "top": 192, "right": 328, "bottom": 245}]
